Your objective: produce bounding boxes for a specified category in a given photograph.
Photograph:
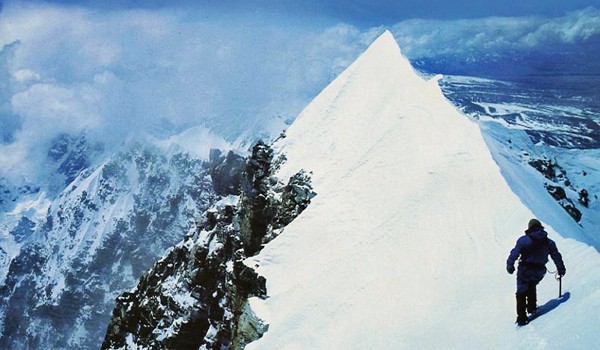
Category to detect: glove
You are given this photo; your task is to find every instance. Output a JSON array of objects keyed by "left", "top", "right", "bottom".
[
  {"left": 558, "top": 268, "right": 566, "bottom": 277},
  {"left": 507, "top": 265, "right": 515, "bottom": 274}
]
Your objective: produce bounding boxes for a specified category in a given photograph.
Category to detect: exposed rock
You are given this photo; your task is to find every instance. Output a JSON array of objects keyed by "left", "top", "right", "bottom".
[
  {"left": 546, "top": 184, "right": 567, "bottom": 201},
  {"left": 579, "top": 189, "right": 590, "bottom": 207},
  {"left": 48, "top": 133, "right": 104, "bottom": 187},
  {"left": 529, "top": 158, "right": 565, "bottom": 182},
  {"left": 209, "top": 150, "right": 246, "bottom": 196},
  {"left": 530, "top": 157, "right": 587, "bottom": 223},
  {"left": 231, "top": 302, "right": 269, "bottom": 350},
  {"left": 101, "top": 140, "right": 316, "bottom": 349},
  {"left": 545, "top": 184, "right": 582, "bottom": 222},
  {"left": 9, "top": 217, "right": 36, "bottom": 243}
]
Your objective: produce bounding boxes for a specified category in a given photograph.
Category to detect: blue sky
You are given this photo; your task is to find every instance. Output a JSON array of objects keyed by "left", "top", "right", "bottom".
[
  {"left": 0, "top": 0, "right": 599, "bottom": 184},
  {"left": 12, "top": 0, "right": 600, "bottom": 25}
]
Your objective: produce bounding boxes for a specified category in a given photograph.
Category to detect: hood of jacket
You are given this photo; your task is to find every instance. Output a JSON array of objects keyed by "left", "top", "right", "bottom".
[{"left": 527, "top": 228, "right": 548, "bottom": 241}]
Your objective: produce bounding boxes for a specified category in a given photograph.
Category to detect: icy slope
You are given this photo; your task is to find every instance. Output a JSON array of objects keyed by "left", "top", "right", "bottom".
[{"left": 246, "top": 31, "right": 600, "bottom": 349}]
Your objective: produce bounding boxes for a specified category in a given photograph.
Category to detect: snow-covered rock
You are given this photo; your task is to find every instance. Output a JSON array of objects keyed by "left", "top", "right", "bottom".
[
  {"left": 101, "top": 141, "right": 315, "bottom": 350},
  {"left": 0, "top": 138, "right": 222, "bottom": 349}
]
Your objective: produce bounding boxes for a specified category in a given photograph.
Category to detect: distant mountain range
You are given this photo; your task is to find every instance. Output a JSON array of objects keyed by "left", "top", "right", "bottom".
[{"left": 413, "top": 47, "right": 600, "bottom": 81}]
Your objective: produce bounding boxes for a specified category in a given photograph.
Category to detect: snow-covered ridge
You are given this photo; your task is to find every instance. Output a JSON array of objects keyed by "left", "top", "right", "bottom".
[{"left": 245, "top": 31, "right": 600, "bottom": 349}]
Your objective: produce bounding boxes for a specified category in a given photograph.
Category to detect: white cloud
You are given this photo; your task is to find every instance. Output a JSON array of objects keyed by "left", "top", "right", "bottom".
[
  {"left": 12, "top": 69, "right": 41, "bottom": 84},
  {"left": 11, "top": 82, "right": 103, "bottom": 133},
  {"left": 522, "top": 8, "right": 600, "bottom": 46},
  {"left": 1, "top": 1, "right": 597, "bottom": 186},
  {"left": 0, "top": 1, "right": 371, "bottom": 185},
  {"left": 391, "top": 7, "right": 600, "bottom": 57}
]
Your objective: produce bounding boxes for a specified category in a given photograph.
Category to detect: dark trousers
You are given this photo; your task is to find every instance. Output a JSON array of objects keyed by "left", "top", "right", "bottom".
[
  {"left": 516, "top": 282, "right": 537, "bottom": 318},
  {"left": 516, "top": 264, "right": 545, "bottom": 318}
]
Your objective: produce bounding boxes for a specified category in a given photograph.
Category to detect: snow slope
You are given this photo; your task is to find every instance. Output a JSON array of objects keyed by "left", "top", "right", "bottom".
[
  {"left": 246, "top": 31, "right": 600, "bottom": 349},
  {"left": 480, "top": 119, "right": 600, "bottom": 248}
]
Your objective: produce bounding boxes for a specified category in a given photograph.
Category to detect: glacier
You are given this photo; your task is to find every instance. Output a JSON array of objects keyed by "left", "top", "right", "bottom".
[{"left": 244, "top": 31, "right": 600, "bottom": 349}]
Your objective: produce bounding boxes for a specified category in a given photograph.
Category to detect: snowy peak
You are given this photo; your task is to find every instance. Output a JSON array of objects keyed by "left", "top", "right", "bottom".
[
  {"left": 267, "top": 30, "right": 519, "bottom": 272},
  {"left": 339, "top": 30, "right": 420, "bottom": 86},
  {"left": 283, "top": 30, "right": 423, "bottom": 143},
  {"left": 276, "top": 30, "right": 475, "bottom": 190},
  {"left": 246, "top": 31, "right": 600, "bottom": 350}
]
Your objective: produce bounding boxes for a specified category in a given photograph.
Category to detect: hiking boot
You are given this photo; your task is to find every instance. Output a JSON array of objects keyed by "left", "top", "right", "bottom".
[
  {"left": 516, "top": 316, "right": 529, "bottom": 326},
  {"left": 527, "top": 307, "right": 537, "bottom": 317}
]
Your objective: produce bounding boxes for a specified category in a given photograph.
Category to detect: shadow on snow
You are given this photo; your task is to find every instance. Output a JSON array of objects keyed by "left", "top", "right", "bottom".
[{"left": 529, "top": 291, "right": 571, "bottom": 322}]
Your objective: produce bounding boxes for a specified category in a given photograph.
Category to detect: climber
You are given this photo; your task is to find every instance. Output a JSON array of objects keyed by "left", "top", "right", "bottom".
[{"left": 506, "top": 219, "right": 566, "bottom": 326}]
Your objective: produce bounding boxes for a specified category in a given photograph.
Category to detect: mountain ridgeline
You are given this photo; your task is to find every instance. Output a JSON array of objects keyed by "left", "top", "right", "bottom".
[
  {"left": 2, "top": 29, "right": 598, "bottom": 350},
  {"left": 0, "top": 138, "right": 226, "bottom": 349},
  {"left": 101, "top": 140, "right": 316, "bottom": 349},
  {"left": 234, "top": 30, "right": 600, "bottom": 350}
]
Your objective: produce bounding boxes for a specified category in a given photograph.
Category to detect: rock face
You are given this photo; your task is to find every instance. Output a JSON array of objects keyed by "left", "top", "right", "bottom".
[
  {"left": 101, "top": 141, "right": 315, "bottom": 350},
  {"left": 46, "top": 133, "right": 105, "bottom": 194},
  {"left": 528, "top": 157, "right": 587, "bottom": 222},
  {"left": 0, "top": 140, "right": 221, "bottom": 349},
  {"left": 209, "top": 150, "right": 246, "bottom": 197}
]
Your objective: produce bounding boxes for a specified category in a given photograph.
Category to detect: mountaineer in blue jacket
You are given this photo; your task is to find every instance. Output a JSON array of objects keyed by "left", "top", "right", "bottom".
[{"left": 507, "top": 219, "right": 566, "bottom": 325}]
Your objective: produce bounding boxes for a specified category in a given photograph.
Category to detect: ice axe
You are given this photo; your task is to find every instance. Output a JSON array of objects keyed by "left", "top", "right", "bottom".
[
  {"left": 558, "top": 275, "right": 562, "bottom": 298},
  {"left": 549, "top": 268, "right": 563, "bottom": 298}
]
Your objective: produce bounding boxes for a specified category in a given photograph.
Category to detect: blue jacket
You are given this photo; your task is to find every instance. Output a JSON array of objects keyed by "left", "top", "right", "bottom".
[{"left": 507, "top": 228, "right": 566, "bottom": 276}]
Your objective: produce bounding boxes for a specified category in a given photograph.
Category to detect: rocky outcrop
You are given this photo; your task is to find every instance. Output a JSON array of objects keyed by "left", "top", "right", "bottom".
[
  {"left": 209, "top": 150, "right": 246, "bottom": 197},
  {"left": 102, "top": 141, "right": 315, "bottom": 349},
  {"left": 529, "top": 157, "right": 588, "bottom": 223}
]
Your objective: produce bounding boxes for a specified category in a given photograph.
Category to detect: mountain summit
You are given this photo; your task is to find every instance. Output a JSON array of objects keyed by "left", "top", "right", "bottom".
[{"left": 245, "top": 31, "right": 600, "bottom": 349}]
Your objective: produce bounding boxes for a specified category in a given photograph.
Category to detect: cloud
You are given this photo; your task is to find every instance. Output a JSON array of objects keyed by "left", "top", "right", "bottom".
[
  {"left": 390, "top": 7, "right": 600, "bottom": 58},
  {"left": 0, "top": 1, "right": 373, "bottom": 185},
  {"left": 0, "top": 41, "right": 22, "bottom": 145},
  {"left": 1, "top": 1, "right": 597, "bottom": 187},
  {"left": 522, "top": 7, "right": 600, "bottom": 46},
  {"left": 12, "top": 69, "right": 41, "bottom": 84}
]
